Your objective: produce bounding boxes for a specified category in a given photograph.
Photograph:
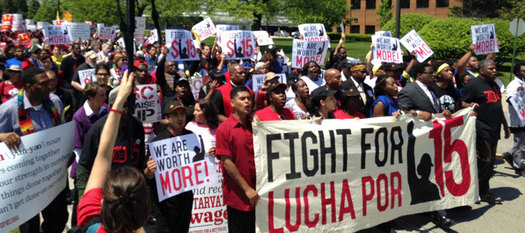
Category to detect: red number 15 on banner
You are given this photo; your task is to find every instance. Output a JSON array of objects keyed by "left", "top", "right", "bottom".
[
  {"left": 226, "top": 38, "right": 253, "bottom": 58},
  {"left": 170, "top": 39, "right": 196, "bottom": 60}
]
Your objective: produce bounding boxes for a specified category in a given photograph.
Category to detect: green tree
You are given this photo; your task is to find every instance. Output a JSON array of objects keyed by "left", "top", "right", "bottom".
[
  {"left": 33, "top": 0, "right": 58, "bottom": 22},
  {"left": 154, "top": 0, "right": 203, "bottom": 27},
  {"left": 376, "top": 0, "right": 392, "bottom": 27},
  {"left": 283, "top": 0, "right": 349, "bottom": 28},
  {"left": 382, "top": 13, "right": 436, "bottom": 38},
  {"left": 454, "top": 0, "right": 512, "bottom": 19},
  {"left": 26, "top": 0, "right": 40, "bottom": 19},
  {"left": 498, "top": 0, "right": 525, "bottom": 20},
  {"left": 0, "top": 0, "right": 27, "bottom": 15}
]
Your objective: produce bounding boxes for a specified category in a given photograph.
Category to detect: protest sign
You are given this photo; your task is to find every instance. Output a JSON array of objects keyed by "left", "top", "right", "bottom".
[
  {"left": 52, "top": 20, "right": 67, "bottom": 26},
  {"left": 298, "top": 23, "right": 329, "bottom": 41},
  {"left": 17, "top": 33, "right": 30, "bottom": 47},
  {"left": 400, "top": 29, "right": 433, "bottom": 63},
  {"left": 66, "top": 23, "right": 91, "bottom": 41},
  {"left": 117, "top": 37, "right": 125, "bottom": 48},
  {"left": 37, "top": 22, "right": 50, "bottom": 30},
  {"left": 251, "top": 73, "right": 287, "bottom": 94},
  {"left": 216, "top": 24, "right": 240, "bottom": 32},
  {"left": 218, "top": 30, "right": 256, "bottom": 60},
  {"left": 254, "top": 108, "right": 478, "bottom": 232},
  {"left": 375, "top": 30, "right": 392, "bottom": 37},
  {"left": 192, "top": 17, "right": 216, "bottom": 41},
  {"left": 78, "top": 69, "right": 96, "bottom": 87},
  {"left": 253, "top": 30, "right": 274, "bottom": 46},
  {"left": 509, "top": 90, "right": 525, "bottom": 125},
  {"left": 98, "top": 26, "right": 116, "bottom": 40},
  {"left": 1, "top": 14, "right": 13, "bottom": 32},
  {"left": 372, "top": 35, "right": 403, "bottom": 64},
  {"left": 135, "top": 17, "right": 146, "bottom": 44},
  {"left": 148, "top": 134, "right": 219, "bottom": 202},
  {"left": 0, "top": 122, "right": 74, "bottom": 232},
  {"left": 26, "top": 25, "right": 36, "bottom": 32},
  {"left": 44, "top": 25, "right": 72, "bottom": 45},
  {"left": 471, "top": 24, "right": 499, "bottom": 55},
  {"left": 166, "top": 30, "right": 200, "bottom": 61},
  {"left": 190, "top": 74, "right": 204, "bottom": 100},
  {"left": 11, "top": 14, "right": 25, "bottom": 32},
  {"left": 291, "top": 39, "right": 329, "bottom": 68},
  {"left": 146, "top": 29, "right": 159, "bottom": 44},
  {"left": 134, "top": 84, "right": 161, "bottom": 123}
]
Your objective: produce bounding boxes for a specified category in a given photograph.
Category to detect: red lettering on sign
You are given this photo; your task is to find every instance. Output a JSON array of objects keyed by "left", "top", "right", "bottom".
[
  {"left": 170, "top": 39, "right": 179, "bottom": 58},
  {"left": 285, "top": 188, "right": 301, "bottom": 231}
]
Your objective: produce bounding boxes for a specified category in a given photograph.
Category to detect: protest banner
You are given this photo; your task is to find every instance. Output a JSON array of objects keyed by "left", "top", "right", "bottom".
[
  {"left": 0, "top": 122, "right": 74, "bottom": 232},
  {"left": 98, "top": 26, "right": 116, "bottom": 40},
  {"left": 216, "top": 24, "right": 240, "bottom": 32},
  {"left": 218, "top": 30, "right": 256, "bottom": 60},
  {"left": 66, "top": 23, "right": 91, "bottom": 41},
  {"left": 291, "top": 39, "right": 329, "bottom": 69},
  {"left": 148, "top": 134, "right": 219, "bottom": 202},
  {"left": 43, "top": 25, "right": 72, "bottom": 45},
  {"left": 134, "top": 84, "right": 161, "bottom": 123},
  {"left": 1, "top": 14, "right": 13, "bottom": 32},
  {"left": 11, "top": 14, "right": 25, "bottom": 32},
  {"left": 37, "top": 22, "right": 50, "bottom": 30},
  {"left": 254, "top": 108, "right": 478, "bottom": 232},
  {"left": 253, "top": 30, "right": 274, "bottom": 46},
  {"left": 17, "top": 33, "right": 30, "bottom": 47},
  {"left": 252, "top": 73, "right": 287, "bottom": 94},
  {"left": 372, "top": 35, "right": 403, "bottom": 64},
  {"left": 298, "top": 23, "right": 329, "bottom": 41},
  {"left": 400, "top": 29, "right": 434, "bottom": 63},
  {"left": 509, "top": 90, "right": 525, "bottom": 125},
  {"left": 135, "top": 16, "right": 146, "bottom": 45},
  {"left": 78, "top": 68, "right": 96, "bottom": 87},
  {"left": 375, "top": 30, "right": 392, "bottom": 37},
  {"left": 471, "top": 24, "right": 499, "bottom": 55},
  {"left": 192, "top": 17, "right": 216, "bottom": 41},
  {"left": 166, "top": 30, "right": 200, "bottom": 61}
]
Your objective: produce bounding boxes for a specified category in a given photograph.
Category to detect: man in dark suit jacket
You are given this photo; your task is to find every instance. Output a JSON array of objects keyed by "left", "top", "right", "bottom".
[{"left": 341, "top": 63, "right": 374, "bottom": 117}]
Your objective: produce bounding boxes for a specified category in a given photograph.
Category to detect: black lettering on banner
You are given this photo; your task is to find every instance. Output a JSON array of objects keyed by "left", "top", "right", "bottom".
[
  {"left": 336, "top": 129, "right": 352, "bottom": 172},
  {"left": 375, "top": 127, "right": 388, "bottom": 167},
  {"left": 319, "top": 130, "right": 336, "bottom": 175},
  {"left": 301, "top": 131, "right": 318, "bottom": 176},
  {"left": 361, "top": 128, "right": 374, "bottom": 169},
  {"left": 390, "top": 126, "right": 404, "bottom": 165},
  {"left": 284, "top": 132, "right": 301, "bottom": 180},
  {"left": 266, "top": 133, "right": 282, "bottom": 182}
]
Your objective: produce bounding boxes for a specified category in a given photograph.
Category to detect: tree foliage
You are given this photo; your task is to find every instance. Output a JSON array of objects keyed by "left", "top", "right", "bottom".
[
  {"left": 382, "top": 13, "right": 436, "bottom": 38},
  {"left": 283, "top": 0, "right": 349, "bottom": 28},
  {"left": 33, "top": 0, "right": 58, "bottom": 22},
  {"left": 453, "top": 0, "right": 512, "bottom": 19},
  {"left": 376, "top": 0, "right": 392, "bottom": 27},
  {"left": 0, "top": 0, "right": 28, "bottom": 16},
  {"left": 498, "top": 0, "right": 525, "bottom": 20}
]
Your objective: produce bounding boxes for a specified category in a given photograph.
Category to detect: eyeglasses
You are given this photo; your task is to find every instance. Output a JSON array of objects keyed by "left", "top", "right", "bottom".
[
  {"left": 96, "top": 73, "right": 110, "bottom": 76},
  {"left": 135, "top": 68, "right": 147, "bottom": 73},
  {"left": 422, "top": 71, "right": 434, "bottom": 75}
]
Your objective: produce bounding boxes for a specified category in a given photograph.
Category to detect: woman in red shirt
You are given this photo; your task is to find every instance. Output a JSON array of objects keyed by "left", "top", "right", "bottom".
[
  {"left": 254, "top": 83, "right": 295, "bottom": 121},
  {"left": 0, "top": 65, "right": 23, "bottom": 103}
]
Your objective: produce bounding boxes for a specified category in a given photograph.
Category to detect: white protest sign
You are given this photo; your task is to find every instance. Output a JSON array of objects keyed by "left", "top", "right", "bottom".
[
  {"left": 43, "top": 25, "right": 72, "bottom": 45},
  {"left": 298, "top": 23, "right": 329, "bottom": 41},
  {"left": 253, "top": 30, "right": 274, "bottom": 46},
  {"left": 254, "top": 109, "right": 478, "bottom": 233},
  {"left": 66, "top": 23, "right": 91, "bottom": 41},
  {"left": 251, "top": 73, "right": 287, "bottom": 94},
  {"left": 134, "top": 84, "right": 162, "bottom": 123},
  {"left": 190, "top": 74, "right": 204, "bottom": 100},
  {"left": 375, "top": 30, "right": 392, "bottom": 37},
  {"left": 400, "top": 29, "right": 433, "bottom": 63},
  {"left": 26, "top": 25, "right": 36, "bottom": 32},
  {"left": 98, "top": 26, "right": 116, "bottom": 40},
  {"left": 148, "top": 134, "right": 219, "bottom": 202},
  {"left": 291, "top": 39, "right": 329, "bottom": 68},
  {"left": 37, "top": 22, "right": 50, "bottom": 30},
  {"left": 0, "top": 122, "right": 74, "bottom": 232},
  {"left": 146, "top": 29, "right": 159, "bottom": 44},
  {"left": 11, "top": 14, "right": 25, "bottom": 32},
  {"left": 218, "top": 30, "right": 256, "bottom": 60},
  {"left": 216, "top": 24, "right": 240, "bottom": 32},
  {"left": 471, "top": 24, "right": 499, "bottom": 55},
  {"left": 192, "top": 17, "right": 216, "bottom": 41},
  {"left": 166, "top": 30, "right": 200, "bottom": 61},
  {"left": 372, "top": 35, "right": 403, "bottom": 64},
  {"left": 135, "top": 17, "right": 146, "bottom": 45},
  {"left": 509, "top": 90, "right": 525, "bottom": 125},
  {"left": 117, "top": 37, "right": 125, "bottom": 48},
  {"left": 78, "top": 69, "right": 96, "bottom": 87}
]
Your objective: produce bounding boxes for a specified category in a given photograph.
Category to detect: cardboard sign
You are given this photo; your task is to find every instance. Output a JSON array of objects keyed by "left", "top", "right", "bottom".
[
  {"left": 400, "top": 29, "right": 433, "bottom": 63},
  {"left": 192, "top": 17, "right": 216, "bottom": 41},
  {"left": 66, "top": 23, "right": 91, "bottom": 41},
  {"left": 166, "top": 30, "right": 200, "bottom": 61},
  {"left": 1, "top": 14, "right": 13, "bottom": 32},
  {"left": 148, "top": 134, "right": 219, "bottom": 202},
  {"left": 78, "top": 69, "right": 96, "bottom": 87},
  {"left": 253, "top": 30, "right": 274, "bottom": 46},
  {"left": 254, "top": 109, "right": 478, "bottom": 232},
  {"left": 471, "top": 24, "right": 499, "bottom": 55},
  {"left": 43, "top": 25, "right": 72, "bottom": 45},
  {"left": 134, "top": 84, "right": 161, "bottom": 123},
  {"left": 375, "top": 30, "right": 392, "bottom": 37},
  {"left": 0, "top": 122, "right": 74, "bottom": 233},
  {"left": 216, "top": 24, "right": 240, "bottom": 32},
  {"left": 298, "top": 23, "right": 329, "bottom": 41},
  {"left": 98, "top": 26, "right": 116, "bottom": 40},
  {"left": 251, "top": 73, "right": 287, "bottom": 94},
  {"left": 372, "top": 35, "right": 403, "bottom": 64},
  {"left": 291, "top": 39, "right": 329, "bottom": 68},
  {"left": 218, "top": 30, "right": 256, "bottom": 60},
  {"left": 134, "top": 17, "right": 146, "bottom": 45}
]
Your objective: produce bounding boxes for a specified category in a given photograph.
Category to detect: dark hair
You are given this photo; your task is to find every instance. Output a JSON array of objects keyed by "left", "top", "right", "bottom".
[
  {"left": 209, "top": 69, "right": 225, "bottom": 82},
  {"left": 374, "top": 75, "right": 392, "bottom": 97},
  {"left": 413, "top": 63, "right": 432, "bottom": 77},
  {"left": 230, "top": 85, "right": 251, "bottom": 99},
  {"left": 95, "top": 63, "right": 110, "bottom": 74},
  {"left": 101, "top": 166, "right": 151, "bottom": 233},
  {"left": 83, "top": 82, "right": 106, "bottom": 98},
  {"left": 21, "top": 68, "right": 46, "bottom": 86},
  {"left": 255, "top": 87, "right": 268, "bottom": 111},
  {"left": 301, "top": 61, "right": 319, "bottom": 76},
  {"left": 197, "top": 99, "right": 219, "bottom": 129},
  {"left": 513, "top": 62, "right": 525, "bottom": 76}
]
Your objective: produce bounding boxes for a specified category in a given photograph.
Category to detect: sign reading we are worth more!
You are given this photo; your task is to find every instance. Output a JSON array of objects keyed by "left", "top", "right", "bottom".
[
  {"left": 148, "top": 134, "right": 218, "bottom": 202},
  {"left": 166, "top": 30, "right": 199, "bottom": 61},
  {"left": 254, "top": 108, "right": 479, "bottom": 232},
  {"left": 291, "top": 39, "right": 329, "bottom": 68},
  {"left": 218, "top": 30, "right": 256, "bottom": 60},
  {"left": 372, "top": 35, "right": 403, "bottom": 64},
  {"left": 471, "top": 24, "right": 499, "bottom": 55},
  {"left": 298, "top": 23, "right": 329, "bottom": 41}
]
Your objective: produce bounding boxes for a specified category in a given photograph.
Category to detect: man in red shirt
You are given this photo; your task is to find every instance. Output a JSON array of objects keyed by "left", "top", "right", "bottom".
[
  {"left": 254, "top": 83, "right": 295, "bottom": 121},
  {"left": 216, "top": 85, "right": 258, "bottom": 233},
  {"left": 212, "top": 64, "right": 250, "bottom": 121}
]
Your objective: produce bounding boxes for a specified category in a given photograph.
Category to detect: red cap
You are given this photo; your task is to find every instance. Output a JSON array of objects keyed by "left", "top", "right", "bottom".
[{"left": 133, "top": 60, "right": 148, "bottom": 68}]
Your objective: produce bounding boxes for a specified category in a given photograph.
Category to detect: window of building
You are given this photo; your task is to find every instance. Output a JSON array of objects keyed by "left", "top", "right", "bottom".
[
  {"left": 351, "top": 0, "right": 361, "bottom": 9},
  {"left": 365, "top": 25, "right": 376, "bottom": 34},
  {"left": 417, "top": 0, "right": 429, "bottom": 8},
  {"left": 400, "top": 0, "right": 410, "bottom": 8},
  {"left": 366, "top": 0, "right": 376, "bottom": 9},
  {"left": 436, "top": 0, "right": 449, "bottom": 7},
  {"left": 351, "top": 25, "right": 360, "bottom": 33}
]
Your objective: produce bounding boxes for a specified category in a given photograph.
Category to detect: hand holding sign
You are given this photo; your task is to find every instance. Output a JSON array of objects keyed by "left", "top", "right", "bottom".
[{"left": 471, "top": 24, "right": 499, "bottom": 55}]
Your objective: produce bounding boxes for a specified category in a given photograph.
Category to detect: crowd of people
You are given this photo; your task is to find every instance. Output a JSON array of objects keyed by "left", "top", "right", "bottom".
[{"left": 0, "top": 24, "right": 524, "bottom": 233}]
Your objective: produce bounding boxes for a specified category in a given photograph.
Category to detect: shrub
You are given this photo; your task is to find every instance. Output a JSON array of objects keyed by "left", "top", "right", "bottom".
[
  {"left": 381, "top": 13, "right": 436, "bottom": 38},
  {"left": 327, "top": 32, "right": 372, "bottom": 42}
]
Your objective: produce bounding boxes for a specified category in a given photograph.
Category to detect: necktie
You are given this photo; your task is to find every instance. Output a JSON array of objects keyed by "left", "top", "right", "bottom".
[
  {"left": 358, "top": 84, "right": 367, "bottom": 105},
  {"left": 429, "top": 89, "right": 440, "bottom": 112}
]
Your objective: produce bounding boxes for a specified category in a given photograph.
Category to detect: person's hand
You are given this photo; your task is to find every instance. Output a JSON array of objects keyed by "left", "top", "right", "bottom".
[
  {"left": 312, "top": 116, "right": 323, "bottom": 124},
  {"left": 298, "top": 34, "right": 303, "bottom": 40},
  {"left": 145, "top": 157, "right": 157, "bottom": 179},
  {"left": 410, "top": 109, "right": 418, "bottom": 117},
  {"left": 504, "top": 126, "right": 511, "bottom": 139},
  {"left": 161, "top": 46, "right": 169, "bottom": 56},
  {"left": 245, "top": 188, "right": 260, "bottom": 207},
  {"left": 442, "top": 110, "right": 452, "bottom": 119},
  {"left": 114, "top": 70, "right": 135, "bottom": 108},
  {"left": 220, "top": 52, "right": 226, "bottom": 60},
  {"left": 392, "top": 110, "right": 400, "bottom": 118},
  {"left": 410, "top": 51, "right": 417, "bottom": 57},
  {"left": 469, "top": 43, "right": 476, "bottom": 52},
  {"left": 208, "top": 147, "right": 216, "bottom": 157},
  {"left": 209, "top": 79, "right": 220, "bottom": 91},
  {"left": 418, "top": 111, "right": 433, "bottom": 121},
  {"left": 469, "top": 111, "right": 478, "bottom": 116},
  {"left": 518, "top": 86, "right": 524, "bottom": 91},
  {"left": 341, "top": 31, "right": 346, "bottom": 41},
  {"left": 0, "top": 132, "right": 21, "bottom": 150}
]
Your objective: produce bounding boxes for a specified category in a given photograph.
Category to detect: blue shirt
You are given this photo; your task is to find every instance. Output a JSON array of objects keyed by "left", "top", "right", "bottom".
[{"left": 371, "top": 95, "right": 399, "bottom": 117}]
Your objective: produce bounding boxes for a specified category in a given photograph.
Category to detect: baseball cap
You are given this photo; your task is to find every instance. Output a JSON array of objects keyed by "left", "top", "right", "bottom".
[
  {"left": 267, "top": 83, "right": 287, "bottom": 96},
  {"left": 85, "top": 51, "right": 97, "bottom": 59},
  {"left": 163, "top": 99, "right": 187, "bottom": 116},
  {"left": 310, "top": 87, "right": 337, "bottom": 102},
  {"left": 133, "top": 59, "right": 148, "bottom": 68},
  {"left": 175, "top": 77, "right": 190, "bottom": 86},
  {"left": 7, "top": 65, "right": 22, "bottom": 72},
  {"left": 264, "top": 72, "right": 278, "bottom": 83}
]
